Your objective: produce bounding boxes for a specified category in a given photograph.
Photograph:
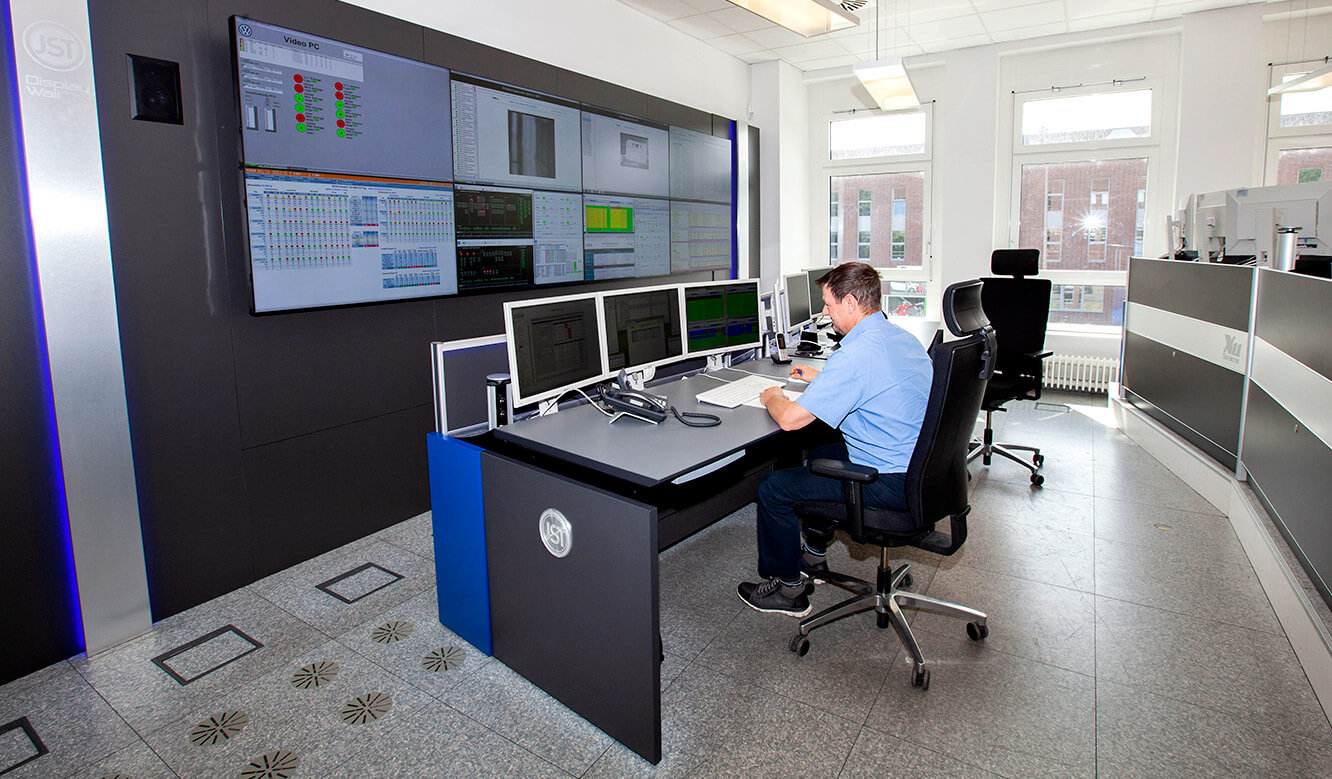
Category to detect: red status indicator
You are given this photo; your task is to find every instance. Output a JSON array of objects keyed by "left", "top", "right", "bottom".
[
  {"left": 293, "top": 74, "right": 303, "bottom": 83},
  {"left": 335, "top": 82, "right": 343, "bottom": 90},
  {"left": 296, "top": 113, "right": 306, "bottom": 122},
  {"left": 335, "top": 91, "right": 343, "bottom": 100},
  {"left": 337, "top": 119, "right": 345, "bottom": 128},
  {"left": 294, "top": 84, "right": 304, "bottom": 93}
]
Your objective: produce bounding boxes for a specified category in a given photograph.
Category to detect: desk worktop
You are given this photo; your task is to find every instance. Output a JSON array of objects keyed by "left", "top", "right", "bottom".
[{"left": 493, "top": 362, "right": 799, "bottom": 487}]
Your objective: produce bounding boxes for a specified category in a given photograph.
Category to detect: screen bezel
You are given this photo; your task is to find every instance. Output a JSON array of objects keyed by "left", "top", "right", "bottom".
[
  {"left": 597, "top": 283, "right": 685, "bottom": 377},
  {"left": 503, "top": 291, "right": 607, "bottom": 407},
  {"left": 679, "top": 278, "right": 762, "bottom": 359},
  {"left": 782, "top": 271, "right": 812, "bottom": 334}
]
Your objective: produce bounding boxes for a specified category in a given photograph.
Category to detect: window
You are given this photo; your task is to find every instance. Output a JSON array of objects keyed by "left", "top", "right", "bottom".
[
  {"left": 831, "top": 173, "right": 926, "bottom": 271},
  {"left": 819, "top": 104, "right": 931, "bottom": 318},
  {"left": 884, "top": 281, "right": 926, "bottom": 316},
  {"left": 1018, "top": 160, "right": 1145, "bottom": 274},
  {"left": 829, "top": 190, "right": 839, "bottom": 257},
  {"left": 830, "top": 112, "right": 927, "bottom": 160},
  {"left": 1265, "top": 67, "right": 1332, "bottom": 184},
  {"left": 1277, "top": 147, "right": 1332, "bottom": 184},
  {"left": 1048, "top": 284, "right": 1125, "bottom": 325},
  {"left": 890, "top": 188, "right": 907, "bottom": 261},
  {"left": 1012, "top": 85, "right": 1156, "bottom": 326},
  {"left": 1020, "top": 89, "right": 1152, "bottom": 146}
]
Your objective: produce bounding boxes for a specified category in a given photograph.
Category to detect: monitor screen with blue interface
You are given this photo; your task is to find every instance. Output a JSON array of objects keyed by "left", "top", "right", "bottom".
[
  {"left": 783, "top": 271, "right": 812, "bottom": 332},
  {"left": 451, "top": 74, "right": 582, "bottom": 193},
  {"left": 682, "top": 281, "right": 760, "bottom": 355},
  {"left": 244, "top": 168, "right": 457, "bottom": 312},
  {"left": 505, "top": 294, "right": 604, "bottom": 406},
  {"left": 233, "top": 17, "right": 452, "bottom": 182},
  {"left": 601, "top": 286, "right": 683, "bottom": 373}
]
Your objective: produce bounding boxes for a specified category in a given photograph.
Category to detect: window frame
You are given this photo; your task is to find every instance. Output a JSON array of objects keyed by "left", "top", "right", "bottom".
[
  {"left": 1264, "top": 63, "right": 1332, "bottom": 185},
  {"left": 1011, "top": 83, "right": 1161, "bottom": 156},
  {"left": 826, "top": 104, "right": 933, "bottom": 167},
  {"left": 1007, "top": 82, "right": 1165, "bottom": 326}
]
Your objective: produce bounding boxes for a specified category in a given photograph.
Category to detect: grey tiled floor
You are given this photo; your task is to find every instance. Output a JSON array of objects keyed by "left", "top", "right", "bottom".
[{"left": 4, "top": 392, "right": 1331, "bottom": 776}]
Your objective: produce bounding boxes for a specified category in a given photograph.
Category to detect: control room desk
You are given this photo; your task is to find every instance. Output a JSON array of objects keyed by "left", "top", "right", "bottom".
[{"left": 434, "top": 361, "right": 808, "bottom": 765}]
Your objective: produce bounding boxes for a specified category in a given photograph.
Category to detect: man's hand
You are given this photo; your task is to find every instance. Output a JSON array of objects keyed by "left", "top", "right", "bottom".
[
  {"left": 789, "top": 364, "right": 819, "bottom": 382},
  {"left": 759, "top": 385, "right": 786, "bottom": 405}
]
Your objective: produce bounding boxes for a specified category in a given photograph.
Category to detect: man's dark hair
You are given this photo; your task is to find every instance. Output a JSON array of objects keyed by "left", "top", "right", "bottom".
[{"left": 816, "top": 261, "right": 882, "bottom": 312}]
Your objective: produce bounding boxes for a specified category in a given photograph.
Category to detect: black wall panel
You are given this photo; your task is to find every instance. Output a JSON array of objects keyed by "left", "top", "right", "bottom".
[
  {"left": 1243, "top": 386, "right": 1332, "bottom": 601},
  {"left": 1121, "top": 331, "right": 1242, "bottom": 468},
  {"left": 1127, "top": 257, "right": 1252, "bottom": 331},
  {"left": 87, "top": 0, "right": 739, "bottom": 621},
  {"left": 1255, "top": 270, "right": 1332, "bottom": 380},
  {"left": 90, "top": 0, "right": 256, "bottom": 618},
  {"left": 243, "top": 405, "right": 434, "bottom": 579},
  {"left": 0, "top": 14, "right": 85, "bottom": 683}
]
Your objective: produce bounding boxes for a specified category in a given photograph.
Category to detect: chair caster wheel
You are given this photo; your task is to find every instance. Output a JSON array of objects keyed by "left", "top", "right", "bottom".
[
  {"left": 789, "top": 634, "right": 810, "bottom": 656},
  {"left": 912, "top": 666, "right": 930, "bottom": 689},
  {"left": 1034, "top": 454, "right": 1044, "bottom": 467},
  {"left": 876, "top": 611, "right": 891, "bottom": 629},
  {"left": 1031, "top": 473, "right": 1044, "bottom": 486},
  {"left": 967, "top": 621, "right": 989, "bottom": 641}
]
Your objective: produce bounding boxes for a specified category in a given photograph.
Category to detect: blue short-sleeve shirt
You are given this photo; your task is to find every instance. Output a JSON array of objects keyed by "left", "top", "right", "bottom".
[{"left": 795, "top": 314, "right": 933, "bottom": 473}]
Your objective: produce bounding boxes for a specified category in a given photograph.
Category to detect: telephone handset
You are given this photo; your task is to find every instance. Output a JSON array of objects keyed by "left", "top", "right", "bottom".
[
  {"left": 602, "top": 386, "right": 670, "bottom": 424},
  {"left": 771, "top": 333, "right": 791, "bottom": 364}
]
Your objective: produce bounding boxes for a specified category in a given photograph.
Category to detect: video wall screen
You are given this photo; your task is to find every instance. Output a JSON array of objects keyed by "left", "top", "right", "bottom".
[{"left": 232, "top": 16, "right": 735, "bottom": 314}]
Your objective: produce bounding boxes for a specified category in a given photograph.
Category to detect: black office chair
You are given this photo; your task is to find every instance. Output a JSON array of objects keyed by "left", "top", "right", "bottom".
[
  {"left": 787, "top": 280, "right": 994, "bottom": 690},
  {"left": 969, "top": 249, "right": 1052, "bottom": 486}
]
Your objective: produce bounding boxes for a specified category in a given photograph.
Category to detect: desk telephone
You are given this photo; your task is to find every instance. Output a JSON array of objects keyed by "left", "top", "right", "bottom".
[
  {"left": 602, "top": 386, "right": 670, "bottom": 424},
  {"left": 599, "top": 380, "right": 721, "bottom": 428}
]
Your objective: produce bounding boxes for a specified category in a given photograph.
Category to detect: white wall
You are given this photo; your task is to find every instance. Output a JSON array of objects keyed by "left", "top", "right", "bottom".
[
  {"left": 341, "top": 0, "right": 750, "bottom": 120},
  {"left": 1175, "top": 4, "right": 1267, "bottom": 205},
  {"left": 752, "top": 60, "right": 809, "bottom": 290}
]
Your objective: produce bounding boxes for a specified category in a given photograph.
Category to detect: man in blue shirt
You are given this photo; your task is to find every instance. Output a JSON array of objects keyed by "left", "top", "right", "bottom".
[{"left": 739, "top": 261, "right": 933, "bottom": 616}]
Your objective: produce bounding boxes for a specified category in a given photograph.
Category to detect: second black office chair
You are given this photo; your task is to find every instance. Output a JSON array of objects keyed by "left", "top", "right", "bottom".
[
  {"left": 787, "top": 280, "right": 994, "bottom": 690},
  {"left": 971, "top": 248, "right": 1052, "bottom": 486}
]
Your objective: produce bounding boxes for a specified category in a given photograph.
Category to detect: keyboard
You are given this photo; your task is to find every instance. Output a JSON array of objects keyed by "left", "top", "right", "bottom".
[{"left": 694, "top": 374, "right": 785, "bottom": 408}]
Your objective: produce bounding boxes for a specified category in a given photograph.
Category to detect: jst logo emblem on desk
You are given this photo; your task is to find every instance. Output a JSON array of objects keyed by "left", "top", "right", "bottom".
[{"left": 539, "top": 508, "right": 572, "bottom": 558}]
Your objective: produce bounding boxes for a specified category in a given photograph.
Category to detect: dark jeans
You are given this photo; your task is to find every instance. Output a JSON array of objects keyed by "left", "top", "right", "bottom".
[{"left": 756, "top": 443, "right": 907, "bottom": 581}]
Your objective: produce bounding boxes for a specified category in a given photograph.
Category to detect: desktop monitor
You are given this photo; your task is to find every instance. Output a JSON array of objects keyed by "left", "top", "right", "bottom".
[
  {"left": 806, "top": 266, "right": 833, "bottom": 316},
  {"left": 681, "top": 280, "right": 761, "bottom": 357},
  {"left": 232, "top": 17, "right": 452, "bottom": 182},
  {"left": 782, "top": 271, "right": 812, "bottom": 333},
  {"left": 504, "top": 293, "right": 604, "bottom": 407},
  {"left": 600, "top": 285, "right": 684, "bottom": 374}
]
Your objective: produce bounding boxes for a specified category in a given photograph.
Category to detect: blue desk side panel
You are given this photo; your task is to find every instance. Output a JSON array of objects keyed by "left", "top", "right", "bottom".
[{"left": 428, "top": 433, "right": 491, "bottom": 656}]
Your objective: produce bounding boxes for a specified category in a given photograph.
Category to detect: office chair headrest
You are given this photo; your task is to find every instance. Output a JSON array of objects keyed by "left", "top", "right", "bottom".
[
  {"left": 941, "top": 279, "right": 989, "bottom": 337},
  {"left": 991, "top": 248, "right": 1041, "bottom": 277}
]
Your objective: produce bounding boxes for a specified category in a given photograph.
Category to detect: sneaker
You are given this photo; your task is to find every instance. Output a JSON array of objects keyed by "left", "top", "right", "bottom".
[
  {"left": 737, "top": 577, "right": 811, "bottom": 617},
  {"left": 802, "top": 557, "right": 830, "bottom": 584}
]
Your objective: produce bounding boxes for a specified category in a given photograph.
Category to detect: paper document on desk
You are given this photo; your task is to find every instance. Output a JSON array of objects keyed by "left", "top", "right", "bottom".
[{"left": 742, "top": 389, "right": 799, "bottom": 408}]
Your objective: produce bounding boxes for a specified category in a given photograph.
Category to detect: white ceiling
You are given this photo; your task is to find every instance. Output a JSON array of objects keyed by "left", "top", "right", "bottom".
[{"left": 618, "top": 0, "right": 1255, "bottom": 71}]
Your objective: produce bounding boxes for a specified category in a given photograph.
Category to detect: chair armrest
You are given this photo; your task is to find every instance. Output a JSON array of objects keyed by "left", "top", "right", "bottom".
[
  {"left": 1026, "top": 350, "right": 1053, "bottom": 361},
  {"left": 808, "top": 458, "right": 879, "bottom": 484}
]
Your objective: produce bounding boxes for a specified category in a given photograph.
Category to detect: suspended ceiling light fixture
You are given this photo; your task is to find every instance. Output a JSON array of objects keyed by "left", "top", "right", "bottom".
[
  {"left": 853, "top": 0, "right": 918, "bottom": 111},
  {"left": 724, "top": 0, "right": 862, "bottom": 37},
  {"left": 1268, "top": 59, "right": 1332, "bottom": 95}
]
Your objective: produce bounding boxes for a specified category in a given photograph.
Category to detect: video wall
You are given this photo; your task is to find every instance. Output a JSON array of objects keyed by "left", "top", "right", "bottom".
[{"left": 233, "top": 17, "right": 735, "bottom": 313}]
